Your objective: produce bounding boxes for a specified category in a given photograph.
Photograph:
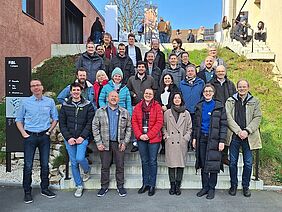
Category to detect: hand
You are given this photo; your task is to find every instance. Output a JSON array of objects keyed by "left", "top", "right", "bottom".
[
  {"left": 140, "top": 134, "right": 149, "bottom": 141},
  {"left": 68, "top": 138, "right": 76, "bottom": 145},
  {"left": 119, "top": 143, "right": 126, "bottom": 152},
  {"left": 97, "top": 144, "right": 105, "bottom": 151},
  {"left": 22, "top": 132, "right": 30, "bottom": 139},
  {"left": 75, "top": 137, "right": 84, "bottom": 144},
  {"left": 162, "top": 106, "right": 167, "bottom": 111},
  {"left": 239, "top": 130, "right": 249, "bottom": 140},
  {"left": 192, "top": 139, "right": 196, "bottom": 149},
  {"left": 218, "top": 143, "right": 225, "bottom": 151}
]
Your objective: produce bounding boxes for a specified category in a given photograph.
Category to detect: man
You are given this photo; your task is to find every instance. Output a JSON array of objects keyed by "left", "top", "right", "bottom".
[
  {"left": 187, "top": 29, "right": 195, "bottom": 43},
  {"left": 59, "top": 82, "right": 94, "bottom": 198},
  {"left": 102, "top": 32, "right": 117, "bottom": 60},
  {"left": 200, "top": 46, "right": 227, "bottom": 71},
  {"left": 125, "top": 33, "right": 142, "bottom": 67},
  {"left": 16, "top": 79, "right": 58, "bottom": 204},
  {"left": 96, "top": 44, "right": 111, "bottom": 77},
  {"left": 76, "top": 41, "right": 104, "bottom": 83},
  {"left": 171, "top": 38, "right": 185, "bottom": 63},
  {"left": 180, "top": 51, "right": 194, "bottom": 70},
  {"left": 157, "top": 17, "right": 168, "bottom": 43},
  {"left": 146, "top": 51, "right": 162, "bottom": 89},
  {"left": 57, "top": 67, "right": 94, "bottom": 107},
  {"left": 160, "top": 53, "right": 186, "bottom": 88},
  {"left": 93, "top": 91, "right": 131, "bottom": 197},
  {"left": 210, "top": 65, "right": 236, "bottom": 165},
  {"left": 144, "top": 39, "right": 166, "bottom": 71},
  {"left": 197, "top": 56, "right": 216, "bottom": 83},
  {"left": 226, "top": 80, "right": 262, "bottom": 197},
  {"left": 90, "top": 17, "right": 104, "bottom": 44},
  {"left": 233, "top": 18, "right": 251, "bottom": 47},
  {"left": 110, "top": 43, "right": 135, "bottom": 83}
]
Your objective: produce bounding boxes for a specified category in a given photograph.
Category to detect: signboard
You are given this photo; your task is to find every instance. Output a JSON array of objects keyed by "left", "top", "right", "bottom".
[
  {"left": 144, "top": 4, "right": 158, "bottom": 42},
  {"left": 105, "top": 5, "right": 118, "bottom": 41}
]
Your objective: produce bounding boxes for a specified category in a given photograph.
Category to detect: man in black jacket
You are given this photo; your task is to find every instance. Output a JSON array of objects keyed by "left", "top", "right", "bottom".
[
  {"left": 125, "top": 33, "right": 142, "bottom": 68},
  {"left": 197, "top": 56, "right": 216, "bottom": 83},
  {"left": 144, "top": 39, "right": 166, "bottom": 71},
  {"left": 146, "top": 51, "right": 162, "bottom": 89},
  {"left": 59, "top": 82, "right": 95, "bottom": 198},
  {"left": 90, "top": 17, "right": 104, "bottom": 44}
]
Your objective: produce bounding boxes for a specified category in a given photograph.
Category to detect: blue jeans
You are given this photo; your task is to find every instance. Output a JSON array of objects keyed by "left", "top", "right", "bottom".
[
  {"left": 138, "top": 141, "right": 160, "bottom": 187},
  {"left": 94, "top": 31, "right": 102, "bottom": 44},
  {"left": 229, "top": 138, "right": 253, "bottom": 188},
  {"left": 23, "top": 134, "right": 50, "bottom": 193},
  {"left": 159, "top": 32, "right": 167, "bottom": 43},
  {"left": 64, "top": 139, "right": 90, "bottom": 187}
]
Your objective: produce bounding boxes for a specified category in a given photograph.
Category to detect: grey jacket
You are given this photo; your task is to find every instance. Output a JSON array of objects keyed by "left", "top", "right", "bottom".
[{"left": 160, "top": 65, "right": 185, "bottom": 88}]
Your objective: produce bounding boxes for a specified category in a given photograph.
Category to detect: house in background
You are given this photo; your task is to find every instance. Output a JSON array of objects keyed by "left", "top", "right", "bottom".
[{"left": 0, "top": 0, "right": 104, "bottom": 98}]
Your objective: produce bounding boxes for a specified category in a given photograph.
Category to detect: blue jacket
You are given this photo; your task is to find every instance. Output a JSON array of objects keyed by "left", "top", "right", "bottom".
[
  {"left": 98, "top": 80, "right": 132, "bottom": 116},
  {"left": 179, "top": 77, "right": 205, "bottom": 114}
]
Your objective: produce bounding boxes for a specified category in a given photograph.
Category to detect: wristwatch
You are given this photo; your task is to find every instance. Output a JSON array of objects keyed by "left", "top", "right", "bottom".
[{"left": 45, "top": 131, "right": 51, "bottom": 136}]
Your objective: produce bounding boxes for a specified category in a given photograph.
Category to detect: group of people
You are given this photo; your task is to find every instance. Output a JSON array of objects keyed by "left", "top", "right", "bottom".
[{"left": 16, "top": 31, "right": 262, "bottom": 204}]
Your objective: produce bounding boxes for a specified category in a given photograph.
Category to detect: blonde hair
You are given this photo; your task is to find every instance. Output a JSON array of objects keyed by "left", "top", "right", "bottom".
[{"left": 96, "top": 70, "right": 108, "bottom": 81}]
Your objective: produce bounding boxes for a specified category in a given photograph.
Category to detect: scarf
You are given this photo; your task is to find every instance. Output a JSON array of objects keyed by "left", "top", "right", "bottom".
[
  {"left": 142, "top": 100, "right": 153, "bottom": 112},
  {"left": 171, "top": 105, "right": 186, "bottom": 123}
]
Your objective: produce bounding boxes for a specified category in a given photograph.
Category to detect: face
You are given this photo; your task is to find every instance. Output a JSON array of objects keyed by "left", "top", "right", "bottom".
[
  {"left": 77, "top": 71, "right": 87, "bottom": 84},
  {"left": 86, "top": 43, "right": 95, "bottom": 55},
  {"left": 169, "top": 55, "right": 178, "bottom": 66},
  {"left": 209, "top": 48, "right": 217, "bottom": 57},
  {"left": 173, "top": 94, "right": 182, "bottom": 106},
  {"left": 137, "top": 64, "right": 146, "bottom": 74},
  {"left": 97, "top": 73, "right": 106, "bottom": 83},
  {"left": 144, "top": 89, "right": 154, "bottom": 102},
  {"left": 128, "top": 36, "right": 135, "bottom": 45},
  {"left": 96, "top": 46, "right": 104, "bottom": 56},
  {"left": 152, "top": 40, "right": 159, "bottom": 50},
  {"left": 103, "top": 35, "right": 111, "bottom": 44},
  {"left": 163, "top": 75, "right": 172, "bottom": 86},
  {"left": 203, "top": 87, "right": 214, "bottom": 101},
  {"left": 181, "top": 53, "right": 189, "bottom": 63},
  {"left": 205, "top": 56, "right": 214, "bottom": 69},
  {"left": 118, "top": 46, "right": 125, "bottom": 56},
  {"left": 237, "top": 80, "right": 249, "bottom": 97},
  {"left": 172, "top": 41, "right": 179, "bottom": 50},
  {"left": 146, "top": 53, "right": 155, "bottom": 64},
  {"left": 113, "top": 74, "right": 122, "bottom": 84},
  {"left": 30, "top": 80, "right": 43, "bottom": 96},
  {"left": 186, "top": 67, "right": 196, "bottom": 78},
  {"left": 216, "top": 66, "right": 226, "bottom": 79},
  {"left": 70, "top": 86, "right": 82, "bottom": 100},
  {"left": 108, "top": 91, "right": 119, "bottom": 106}
]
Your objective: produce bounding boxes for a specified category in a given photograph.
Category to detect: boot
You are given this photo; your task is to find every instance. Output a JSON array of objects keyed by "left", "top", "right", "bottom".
[
  {"left": 175, "top": 181, "right": 181, "bottom": 195},
  {"left": 169, "top": 182, "right": 175, "bottom": 195}
]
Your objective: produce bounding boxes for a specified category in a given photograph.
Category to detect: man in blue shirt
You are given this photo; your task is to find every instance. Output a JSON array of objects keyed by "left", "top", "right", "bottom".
[{"left": 16, "top": 79, "right": 58, "bottom": 204}]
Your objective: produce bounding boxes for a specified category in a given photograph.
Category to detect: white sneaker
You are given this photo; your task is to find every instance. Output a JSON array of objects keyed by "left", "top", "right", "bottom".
[
  {"left": 74, "top": 186, "right": 83, "bottom": 198},
  {"left": 82, "top": 167, "right": 91, "bottom": 182}
]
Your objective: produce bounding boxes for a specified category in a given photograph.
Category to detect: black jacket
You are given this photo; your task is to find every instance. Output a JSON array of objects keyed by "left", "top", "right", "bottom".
[
  {"left": 146, "top": 65, "right": 162, "bottom": 88},
  {"left": 193, "top": 99, "right": 227, "bottom": 173},
  {"left": 109, "top": 55, "right": 135, "bottom": 83},
  {"left": 210, "top": 77, "right": 236, "bottom": 103},
  {"left": 144, "top": 49, "right": 166, "bottom": 71},
  {"left": 155, "top": 83, "right": 179, "bottom": 109},
  {"left": 197, "top": 68, "right": 216, "bottom": 83},
  {"left": 125, "top": 45, "right": 142, "bottom": 66},
  {"left": 59, "top": 97, "right": 95, "bottom": 141}
]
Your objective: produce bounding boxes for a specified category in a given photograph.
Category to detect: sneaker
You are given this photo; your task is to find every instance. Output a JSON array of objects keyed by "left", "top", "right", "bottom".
[
  {"left": 24, "top": 193, "right": 33, "bottom": 204},
  {"left": 74, "top": 186, "right": 83, "bottom": 198},
  {"left": 82, "top": 167, "right": 91, "bottom": 182},
  {"left": 41, "top": 189, "right": 56, "bottom": 199},
  {"left": 206, "top": 190, "right": 215, "bottom": 199},
  {"left": 97, "top": 188, "right": 108, "bottom": 197},
  {"left": 243, "top": 187, "right": 251, "bottom": 197},
  {"left": 117, "top": 187, "right": 127, "bottom": 197},
  {"left": 131, "top": 146, "right": 139, "bottom": 152}
]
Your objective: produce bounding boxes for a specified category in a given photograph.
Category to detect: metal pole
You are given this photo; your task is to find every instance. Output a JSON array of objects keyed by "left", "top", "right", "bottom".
[
  {"left": 251, "top": 29, "right": 254, "bottom": 53},
  {"left": 6, "top": 152, "right": 11, "bottom": 172},
  {"left": 254, "top": 149, "right": 259, "bottom": 181},
  {"left": 64, "top": 152, "right": 70, "bottom": 180}
]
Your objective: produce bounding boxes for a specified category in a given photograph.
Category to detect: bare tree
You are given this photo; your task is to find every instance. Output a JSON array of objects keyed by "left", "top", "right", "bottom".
[{"left": 109, "top": 0, "right": 145, "bottom": 32}]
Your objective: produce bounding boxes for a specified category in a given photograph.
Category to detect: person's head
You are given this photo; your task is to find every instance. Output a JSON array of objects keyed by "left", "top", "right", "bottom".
[
  {"left": 86, "top": 41, "right": 95, "bottom": 55},
  {"left": 168, "top": 53, "right": 178, "bottom": 66},
  {"left": 128, "top": 33, "right": 135, "bottom": 45},
  {"left": 208, "top": 46, "right": 218, "bottom": 58},
  {"left": 172, "top": 38, "right": 182, "bottom": 50},
  {"left": 215, "top": 65, "right": 226, "bottom": 80},
  {"left": 96, "top": 17, "right": 99, "bottom": 21},
  {"left": 186, "top": 64, "right": 197, "bottom": 78},
  {"left": 160, "top": 17, "right": 164, "bottom": 22},
  {"left": 103, "top": 32, "right": 112, "bottom": 45},
  {"left": 107, "top": 90, "right": 119, "bottom": 107},
  {"left": 257, "top": 21, "right": 264, "bottom": 30},
  {"left": 204, "top": 56, "right": 214, "bottom": 69},
  {"left": 222, "top": 16, "right": 227, "bottom": 23},
  {"left": 70, "top": 82, "right": 83, "bottom": 101},
  {"left": 181, "top": 51, "right": 189, "bottom": 63},
  {"left": 146, "top": 51, "right": 155, "bottom": 64},
  {"left": 95, "top": 44, "right": 104, "bottom": 56},
  {"left": 118, "top": 43, "right": 126, "bottom": 56},
  {"left": 151, "top": 39, "right": 160, "bottom": 50},
  {"left": 162, "top": 73, "right": 174, "bottom": 87},
  {"left": 188, "top": 29, "right": 192, "bottom": 34},
  {"left": 237, "top": 79, "right": 250, "bottom": 97},
  {"left": 76, "top": 67, "right": 88, "bottom": 84},
  {"left": 137, "top": 61, "right": 147, "bottom": 75},
  {"left": 30, "top": 79, "right": 43, "bottom": 97},
  {"left": 96, "top": 70, "right": 108, "bottom": 83},
  {"left": 203, "top": 83, "right": 215, "bottom": 101},
  {"left": 166, "top": 21, "right": 170, "bottom": 25},
  {"left": 111, "top": 67, "right": 123, "bottom": 84},
  {"left": 172, "top": 92, "right": 185, "bottom": 107},
  {"left": 143, "top": 88, "right": 154, "bottom": 102}
]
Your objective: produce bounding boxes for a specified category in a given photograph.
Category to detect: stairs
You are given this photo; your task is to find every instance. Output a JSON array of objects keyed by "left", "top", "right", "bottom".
[{"left": 61, "top": 143, "right": 263, "bottom": 190}]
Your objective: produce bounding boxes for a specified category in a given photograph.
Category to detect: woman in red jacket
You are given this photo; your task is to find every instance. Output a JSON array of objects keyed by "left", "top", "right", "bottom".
[
  {"left": 132, "top": 88, "right": 163, "bottom": 196},
  {"left": 93, "top": 70, "right": 108, "bottom": 108}
]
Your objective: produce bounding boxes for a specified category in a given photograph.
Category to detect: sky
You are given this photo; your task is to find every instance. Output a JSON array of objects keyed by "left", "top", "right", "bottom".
[{"left": 91, "top": 0, "right": 222, "bottom": 30}]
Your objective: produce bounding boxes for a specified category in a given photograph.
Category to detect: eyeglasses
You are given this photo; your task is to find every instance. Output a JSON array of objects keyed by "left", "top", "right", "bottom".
[{"left": 30, "top": 84, "right": 42, "bottom": 88}]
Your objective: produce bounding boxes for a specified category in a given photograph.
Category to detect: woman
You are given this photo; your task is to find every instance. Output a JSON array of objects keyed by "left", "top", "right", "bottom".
[
  {"left": 132, "top": 88, "right": 163, "bottom": 196},
  {"left": 98, "top": 67, "right": 132, "bottom": 115},
  {"left": 192, "top": 84, "right": 227, "bottom": 200},
  {"left": 93, "top": 70, "right": 108, "bottom": 108},
  {"left": 254, "top": 21, "right": 266, "bottom": 42},
  {"left": 163, "top": 92, "right": 192, "bottom": 195},
  {"left": 156, "top": 73, "right": 179, "bottom": 154},
  {"left": 196, "top": 26, "right": 205, "bottom": 43},
  {"left": 222, "top": 16, "right": 231, "bottom": 42}
]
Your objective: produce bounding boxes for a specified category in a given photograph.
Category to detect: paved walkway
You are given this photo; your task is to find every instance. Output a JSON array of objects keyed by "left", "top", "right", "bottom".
[{"left": 0, "top": 186, "right": 281, "bottom": 212}]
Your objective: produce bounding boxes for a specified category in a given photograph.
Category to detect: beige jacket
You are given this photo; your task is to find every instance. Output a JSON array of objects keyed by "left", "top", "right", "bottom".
[{"left": 225, "top": 93, "right": 262, "bottom": 150}]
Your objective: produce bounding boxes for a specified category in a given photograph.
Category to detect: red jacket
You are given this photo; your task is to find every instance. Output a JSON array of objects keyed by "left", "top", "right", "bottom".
[
  {"left": 104, "top": 43, "right": 117, "bottom": 60},
  {"left": 132, "top": 100, "right": 163, "bottom": 143},
  {"left": 93, "top": 80, "right": 108, "bottom": 108}
]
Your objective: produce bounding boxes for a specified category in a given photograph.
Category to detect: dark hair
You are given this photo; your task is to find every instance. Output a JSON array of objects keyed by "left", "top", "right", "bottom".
[
  {"left": 257, "top": 21, "right": 264, "bottom": 30},
  {"left": 76, "top": 67, "right": 88, "bottom": 75},
  {"left": 103, "top": 32, "right": 112, "bottom": 40},
  {"left": 86, "top": 40, "right": 95, "bottom": 47},
  {"left": 168, "top": 53, "right": 178, "bottom": 59},
  {"left": 95, "top": 44, "right": 103, "bottom": 50},
  {"left": 171, "top": 92, "right": 185, "bottom": 106},
  {"left": 137, "top": 60, "right": 147, "bottom": 66},
  {"left": 70, "top": 82, "right": 83, "bottom": 91},
  {"left": 118, "top": 43, "right": 126, "bottom": 48},
  {"left": 203, "top": 83, "right": 216, "bottom": 93},
  {"left": 128, "top": 33, "right": 135, "bottom": 39},
  {"left": 222, "top": 15, "right": 227, "bottom": 23},
  {"left": 30, "top": 78, "right": 42, "bottom": 84},
  {"left": 160, "top": 73, "right": 175, "bottom": 92},
  {"left": 181, "top": 51, "right": 189, "bottom": 58},
  {"left": 172, "top": 38, "right": 182, "bottom": 48}
]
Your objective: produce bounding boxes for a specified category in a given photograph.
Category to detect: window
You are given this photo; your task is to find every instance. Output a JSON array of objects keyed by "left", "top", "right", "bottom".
[{"left": 22, "top": 0, "right": 43, "bottom": 22}]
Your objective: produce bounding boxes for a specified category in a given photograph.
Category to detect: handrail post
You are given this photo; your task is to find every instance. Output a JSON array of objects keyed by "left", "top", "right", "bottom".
[
  {"left": 64, "top": 151, "right": 70, "bottom": 180},
  {"left": 254, "top": 149, "right": 259, "bottom": 181},
  {"left": 251, "top": 28, "right": 254, "bottom": 53}
]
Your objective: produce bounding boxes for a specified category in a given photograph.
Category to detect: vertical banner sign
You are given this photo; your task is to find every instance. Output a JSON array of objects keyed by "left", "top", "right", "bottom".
[
  {"left": 5, "top": 57, "right": 31, "bottom": 171},
  {"left": 105, "top": 5, "right": 118, "bottom": 41},
  {"left": 144, "top": 4, "right": 158, "bottom": 42}
]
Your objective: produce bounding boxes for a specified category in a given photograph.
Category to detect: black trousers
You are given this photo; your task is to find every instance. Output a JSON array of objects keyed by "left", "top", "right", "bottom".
[{"left": 168, "top": 167, "right": 184, "bottom": 182}]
